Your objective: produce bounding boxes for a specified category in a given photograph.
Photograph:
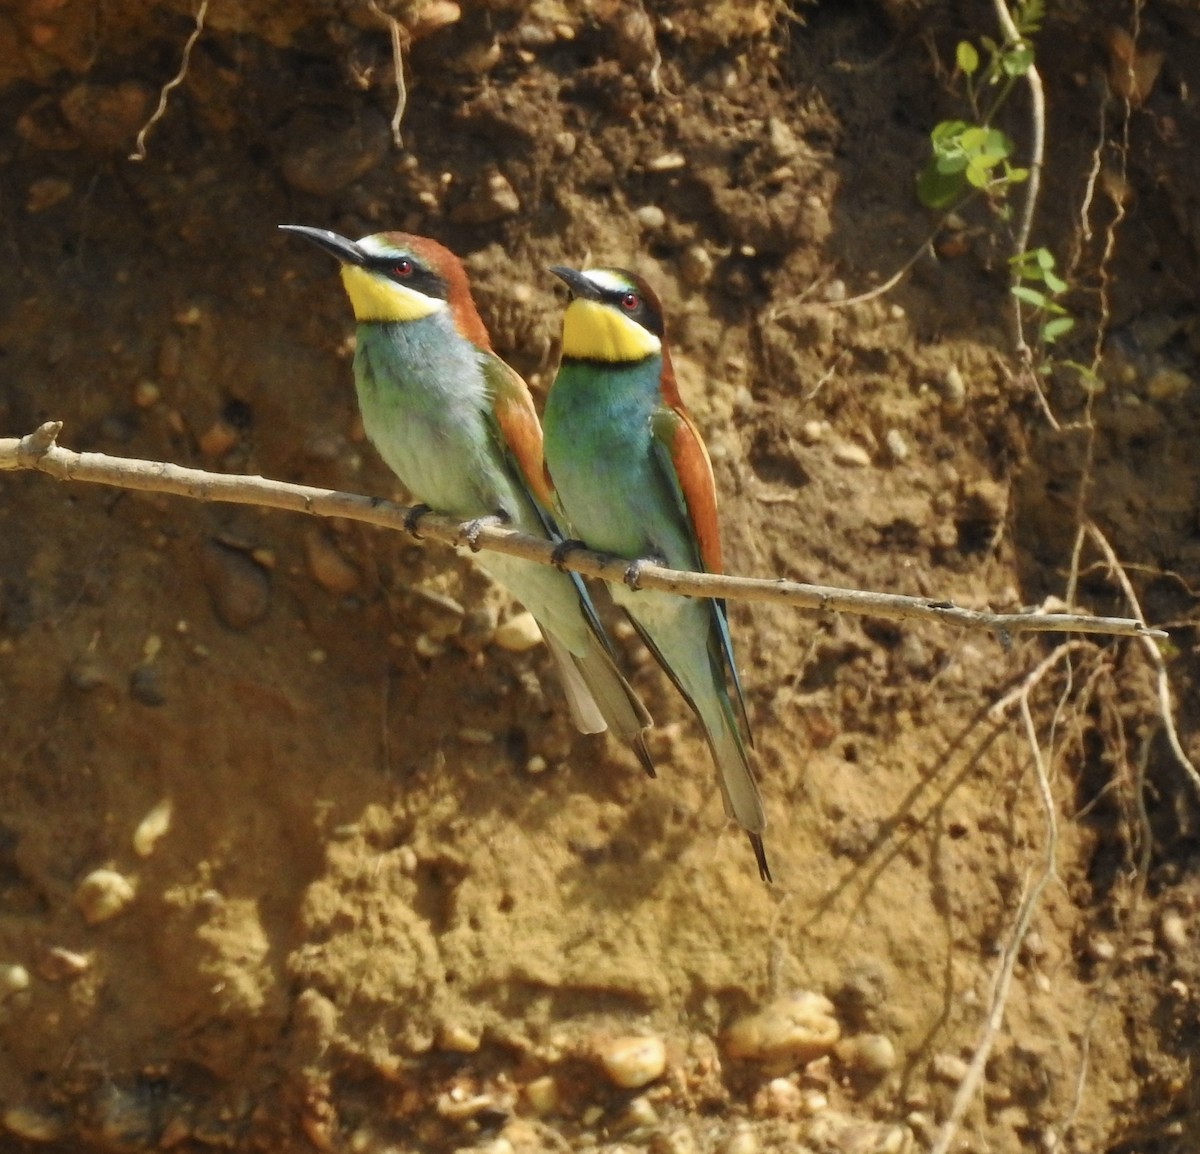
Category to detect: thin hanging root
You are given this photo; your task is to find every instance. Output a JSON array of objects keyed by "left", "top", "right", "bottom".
[
  {"left": 366, "top": 0, "right": 410, "bottom": 147},
  {"left": 129, "top": 0, "right": 209, "bottom": 162}
]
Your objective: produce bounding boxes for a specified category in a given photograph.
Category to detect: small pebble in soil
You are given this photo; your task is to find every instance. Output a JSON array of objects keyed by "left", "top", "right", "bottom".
[
  {"left": 724, "top": 992, "right": 841, "bottom": 1065},
  {"left": 1087, "top": 935, "right": 1116, "bottom": 963},
  {"left": 3, "top": 1105, "right": 64, "bottom": 1143},
  {"left": 132, "top": 798, "right": 173, "bottom": 857},
  {"left": 1159, "top": 908, "right": 1188, "bottom": 955},
  {"left": 26, "top": 177, "right": 72, "bottom": 213},
  {"left": 596, "top": 1034, "right": 667, "bottom": 1088},
  {"left": 305, "top": 529, "right": 360, "bottom": 594},
  {"left": 807, "top": 1110, "right": 913, "bottom": 1154},
  {"left": 522, "top": 1075, "right": 559, "bottom": 1117},
  {"left": 678, "top": 244, "right": 714, "bottom": 287},
  {"left": 616, "top": 1094, "right": 659, "bottom": 1132},
  {"left": 651, "top": 1123, "right": 699, "bottom": 1154},
  {"left": 0, "top": 965, "right": 30, "bottom": 1003},
  {"left": 832, "top": 442, "right": 871, "bottom": 468},
  {"left": 636, "top": 205, "right": 667, "bottom": 232},
  {"left": 75, "top": 868, "right": 136, "bottom": 925},
  {"left": 68, "top": 653, "right": 112, "bottom": 692},
  {"left": 836, "top": 1033, "right": 897, "bottom": 1078},
  {"left": 930, "top": 1052, "right": 969, "bottom": 1084},
  {"left": 415, "top": 634, "right": 445, "bottom": 658},
  {"left": 199, "top": 541, "right": 271, "bottom": 631},
  {"left": 752, "top": 1076, "right": 803, "bottom": 1118},
  {"left": 438, "top": 1021, "right": 482, "bottom": 1053},
  {"left": 646, "top": 151, "right": 686, "bottom": 172},
  {"left": 717, "top": 1126, "right": 760, "bottom": 1154},
  {"left": 494, "top": 611, "right": 543, "bottom": 653},
  {"left": 198, "top": 417, "right": 239, "bottom": 458},
  {"left": 132, "top": 380, "right": 160, "bottom": 408},
  {"left": 128, "top": 663, "right": 166, "bottom": 706},
  {"left": 37, "top": 947, "right": 90, "bottom": 982},
  {"left": 938, "top": 366, "right": 967, "bottom": 412},
  {"left": 884, "top": 429, "right": 908, "bottom": 462},
  {"left": 451, "top": 170, "right": 521, "bottom": 225}
]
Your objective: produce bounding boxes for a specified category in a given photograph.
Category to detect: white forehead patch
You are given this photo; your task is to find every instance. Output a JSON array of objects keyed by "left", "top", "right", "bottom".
[
  {"left": 582, "top": 268, "right": 633, "bottom": 295},
  {"left": 357, "top": 234, "right": 405, "bottom": 259}
]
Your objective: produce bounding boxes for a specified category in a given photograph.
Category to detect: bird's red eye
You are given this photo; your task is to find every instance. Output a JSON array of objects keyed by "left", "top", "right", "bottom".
[
  {"left": 393, "top": 258, "right": 413, "bottom": 278},
  {"left": 621, "top": 291, "right": 640, "bottom": 311}
]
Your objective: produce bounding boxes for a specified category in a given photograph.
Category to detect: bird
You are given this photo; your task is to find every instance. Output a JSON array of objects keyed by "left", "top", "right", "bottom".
[
  {"left": 541, "top": 265, "right": 770, "bottom": 881},
  {"left": 278, "top": 225, "right": 653, "bottom": 771}
]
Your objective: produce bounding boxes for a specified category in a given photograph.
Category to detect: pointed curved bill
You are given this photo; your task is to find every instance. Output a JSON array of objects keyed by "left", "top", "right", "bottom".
[
  {"left": 279, "top": 224, "right": 366, "bottom": 267},
  {"left": 548, "top": 265, "right": 603, "bottom": 301}
]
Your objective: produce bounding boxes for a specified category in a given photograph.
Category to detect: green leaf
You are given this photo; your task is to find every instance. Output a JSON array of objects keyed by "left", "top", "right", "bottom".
[
  {"left": 931, "top": 119, "right": 970, "bottom": 146},
  {"left": 917, "top": 163, "right": 965, "bottom": 209},
  {"left": 935, "top": 151, "right": 970, "bottom": 175},
  {"left": 956, "top": 41, "right": 979, "bottom": 75},
  {"left": 1034, "top": 247, "right": 1055, "bottom": 270},
  {"left": 1005, "top": 165, "right": 1029, "bottom": 184},
  {"left": 1041, "top": 316, "right": 1075, "bottom": 342},
  {"left": 1042, "top": 270, "right": 1068, "bottom": 294},
  {"left": 1012, "top": 284, "right": 1048, "bottom": 308},
  {"left": 965, "top": 156, "right": 993, "bottom": 189},
  {"left": 1002, "top": 43, "right": 1035, "bottom": 77}
]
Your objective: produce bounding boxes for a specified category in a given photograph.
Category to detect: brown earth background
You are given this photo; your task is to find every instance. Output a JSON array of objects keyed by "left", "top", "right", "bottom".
[{"left": 2, "top": 0, "right": 1200, "bottom": 1151}]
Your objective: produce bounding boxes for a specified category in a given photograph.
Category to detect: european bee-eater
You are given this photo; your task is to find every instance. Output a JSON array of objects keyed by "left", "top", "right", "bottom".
[
  {"left": 542, "top": 266, "right": 769, "bottom": 880},
  {"left": 279, "top": 226, "right": 652, "bottom": 771}
]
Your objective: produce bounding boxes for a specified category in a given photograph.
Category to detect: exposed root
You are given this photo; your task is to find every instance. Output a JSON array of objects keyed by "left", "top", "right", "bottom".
[
  {"left": 129, "top": 0, "right": 208, "bottom": 162},
  {"left": 366, "top": 0, "right": 411, "bottom": 147}
]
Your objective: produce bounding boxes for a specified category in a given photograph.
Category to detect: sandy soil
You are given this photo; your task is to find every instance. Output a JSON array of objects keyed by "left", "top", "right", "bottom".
[{"left": 2, "top": 1, "right": 1200, "bottom": 1151}]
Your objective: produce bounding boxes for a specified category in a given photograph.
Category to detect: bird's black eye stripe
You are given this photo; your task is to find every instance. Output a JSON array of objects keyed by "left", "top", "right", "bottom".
[{"left": 366, "top": 254, "right": 449, "bottom": 301}]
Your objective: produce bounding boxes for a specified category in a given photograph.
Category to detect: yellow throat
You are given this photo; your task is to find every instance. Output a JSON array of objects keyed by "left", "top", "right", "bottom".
[
  {"left": 339, "top": 265, "right": 443, "bottom": 324},
  {"left": 561, "top": 298, "right": 661, "bottom": 362}
]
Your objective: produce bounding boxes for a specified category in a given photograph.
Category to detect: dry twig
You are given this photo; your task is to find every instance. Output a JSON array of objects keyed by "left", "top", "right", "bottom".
[{"left": 0, "top": 422, "right": 1165, "bottom": 642}]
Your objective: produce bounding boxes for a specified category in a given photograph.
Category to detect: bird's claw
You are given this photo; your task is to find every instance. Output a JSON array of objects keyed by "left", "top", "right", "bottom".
[
  {"left": 460, "top": 512, "right": 507, "bottom": 553},
  {"left": 550, "top": 538, "right": 587, "bottom": 572},
  {"left": 403, "top": 503, "right": 432, "bottom": 539},
  {"left": 624, "top": 557, "right": 657, "bottom": 592}
]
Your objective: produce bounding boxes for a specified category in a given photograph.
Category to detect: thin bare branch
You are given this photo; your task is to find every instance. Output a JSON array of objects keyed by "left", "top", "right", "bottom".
[{"left": 0, "top": 423, "right": 1166, "bottom": 641}]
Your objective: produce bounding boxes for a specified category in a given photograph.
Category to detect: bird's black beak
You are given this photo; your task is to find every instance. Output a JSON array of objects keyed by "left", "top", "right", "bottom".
[
  {"left": 279, "top": 224, "right": 367, "bottom": 267},
  {"left": 548, "top": 265, "right": 603, "bottom": 301}
]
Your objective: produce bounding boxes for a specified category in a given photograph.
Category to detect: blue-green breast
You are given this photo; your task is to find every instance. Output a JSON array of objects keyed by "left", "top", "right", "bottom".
[
  {"left": 352, "top": 312, "right": 525, "bottom": 524},
  {"left": 544, "top": 358, "right": 695, "bottom": 569}
]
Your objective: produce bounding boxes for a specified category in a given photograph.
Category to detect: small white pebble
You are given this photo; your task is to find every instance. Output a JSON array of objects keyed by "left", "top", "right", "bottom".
[
  {"left": 646, "top": 151, "right": 686, "bottom": 172},
  {"left": 0, "top": 965, "right": 30, "bottom": 1002},
  {"left": 525, "top": 755, "right": 548, "bottom": 775},
  {"left": 931, "top": 1052, "right": 969, "bottom": 1084},
  {"left": 940, "top": 365, "right": 967, "bottom": 411},
  {"left": 1088, "top": 935, "right": 1116, "bottom": 963},
  {"left": 884, "top": 429, "right": 909, "bottom": 462},
  {"left": 1159, "top": 909, "right": 1188, "bottom": 955},
  {"left": 75, "top": 868, "right": 136, "bottom": 925},
  {"left": 494, "top": 611, "right": 543, "bottom": 653},
  {"left": 635, "top": 205, "right": 667, "bottom": 231},
  {"left": 832, "top": 442, "right": 871, "bottom": 468},
  {"left": 754, "top": 1076, "right": 802, "bottom": 1118},
  {"left": 800, "top": 420, "right": 826, "bottom": 444},
  {"left": 132, "top": 798, "right": 173, "bottom": 857},
  {"left": 597, "top": 1035, "right": 667, "bottom": 1089}
]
